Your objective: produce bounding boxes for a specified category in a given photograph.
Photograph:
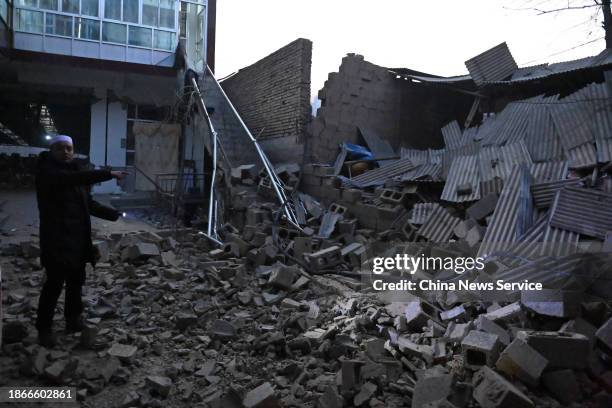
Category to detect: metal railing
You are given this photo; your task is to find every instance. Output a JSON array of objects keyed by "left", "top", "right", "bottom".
[{"left": 155, "top": 172, "right": 206, "bottom": 196}]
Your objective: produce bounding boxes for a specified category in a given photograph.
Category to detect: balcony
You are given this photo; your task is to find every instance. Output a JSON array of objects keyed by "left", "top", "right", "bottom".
[{"left": 9, "top": 0, "right": 204, "bottom": 67}]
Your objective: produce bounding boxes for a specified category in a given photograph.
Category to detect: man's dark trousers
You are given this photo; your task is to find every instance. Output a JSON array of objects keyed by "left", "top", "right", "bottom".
[{"left": 36, "top": 263, "right": 86, "bottom": 331}]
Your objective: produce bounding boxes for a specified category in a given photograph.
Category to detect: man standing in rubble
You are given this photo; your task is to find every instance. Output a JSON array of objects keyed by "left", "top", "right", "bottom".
[{"left": 35, "top": 135, "right": 127, "bottom": 347}]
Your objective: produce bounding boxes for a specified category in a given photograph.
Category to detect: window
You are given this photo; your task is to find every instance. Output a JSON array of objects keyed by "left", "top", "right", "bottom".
[
  {"left": 102, "top": 21, "right": 126, "bottom": 43},
  {"left": 61, "top": 0, "right": 78, "bottom": 14},
  {"left": 76, "top": 17, "right": 99, "bottom": 40},
  {"left": 0, "top": 0, "right": 7, "bottom": 24},
  {"left": 81, "top": 0, "right": 98, "bottom": 17},
  {"left": 128, "top": 25, "right": 151, "bottom": 47},
  {"left": 122, "top": 0, "right": 138, "bottom": 23},
  {"left": 16, "top": 0, "right": 37, "bottom": 7},
  {"left": 15, "top": 9, "right": 43, "bottom": 33},
  {"left": 142, "top": 0, "right": 158, "bottom": 26},
  {"left": 159, "top": 0, "right": 174, "bottom": 29},
  {"left": 39, "top": 0, "right": 59, "bottom": 11},
  {"left": 154, "top": 30, "right": 174, "bottom": 51},
  {"left": 104, "top": 0, "right": 120, "bottom": 20},
  {"left": 46, "top": 13, "right": 73, "bottom": 36}
]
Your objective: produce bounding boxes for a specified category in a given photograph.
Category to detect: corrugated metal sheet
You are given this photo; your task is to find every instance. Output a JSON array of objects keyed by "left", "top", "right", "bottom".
[
  {"left": 549, "top": 186, "right": 612, "bottom": 240},
  {"left": 502, "top": 215, "right": 548, "bottom": 266},
  {"left": 524, "top": 100, "right": 565, "bottom": 162},
  {"left": 541, "top": 224, "right": 580, "bottom": 257},
  {"left": 465, "top": 42, "right": 518, "bottom": 85},
  {"left": 530, "top": 161, "right": 568, "bottom": 182},
  {"left": 429, "top": 149, "right": 445, "bottom": 165},
  {"left": 479, "top": 106, "right": 513, "bottom": 146},
  {"left": 502, "top": 214, "right": 580, "bottom": 268},
  {"left": 400, "top": 148, "right": 429, "bottom": 165},
  {"left": 588, "top": 81, "right": 612, "bottom": 141},
  {"left": 441, "top": 154, "right": 481, "bottom": 202},
  {"left": 496, "top": 102, "right": 533, "bottom": 145},
  {"left": 478, "top": 146, "right": 505, "bottom": 182},
  {"left": 478, "top": 165, "right": 535, "bottom": 258},
  {"left": 397, "top": 72, "right": 473, "bottom": 84},
  {"left": 417, "top": 205, "right": 460, "bottom": 242},
  {"left": 596, "top": 138, "right": 612, "bottom": 163},
  {"left": 359, "top": 127, "right": 396, "bottom": 167},
  {"left": 410, "top": 203, "right": 440, "bottom": 225},
  {"left": 441, "top": 121, "right": 464, "bottom": 149},
  {"left": 565, "top": 142, "right": 597, "bottom": 169},
  {"left": 531, "top": 178, "right": 583, "bottom": 209},
  {"left": 483, "top": 49, "right": 612, "bottom": 85},
  {"left": 349, "top": 158, "right": 416, "bottom": 188},
  {"left": 549, "top": 96, "right": 595, "bottom": 151},
  {"left": 405, "top": 49, "right": 610, "bottom": 87},
  {"left": 480, "top": 178, "right": 504, "bottom": 196},
  {"left": 478, "top": 141, "right": 532, "bottom": 182},
  {"left": 495, "top": 255, "right": 586, "bottom": 297},
  {"left": 501, "top": 140, "right": 533, "bottom": 173},
  {"left": 442, "top": 144, "right": 479, "bottom": 179},
  {"left": 399, "top": 163, "right": 443, "bottom": 182}
]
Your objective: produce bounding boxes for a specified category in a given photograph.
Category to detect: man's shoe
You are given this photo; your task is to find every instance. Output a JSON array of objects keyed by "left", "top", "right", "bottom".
[
  {"left": 38, "top": 330, "right": 57, "bottom": 348},
  {"left": 66, "top": 318, "right": 86, "bottom": 333}
]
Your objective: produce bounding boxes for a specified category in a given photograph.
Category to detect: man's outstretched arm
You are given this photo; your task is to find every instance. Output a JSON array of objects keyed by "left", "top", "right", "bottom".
[{"left": 37, "top": 161, "right": 128, "bottom": 186}]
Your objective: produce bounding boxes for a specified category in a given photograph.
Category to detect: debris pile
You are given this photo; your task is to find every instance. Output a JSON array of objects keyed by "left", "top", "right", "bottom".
[
  {"left": 0, "top": 153, "right": 37, "bottom": 190},
  {"left": 2, "top": 159, "right": 612, "bottom": 407}
]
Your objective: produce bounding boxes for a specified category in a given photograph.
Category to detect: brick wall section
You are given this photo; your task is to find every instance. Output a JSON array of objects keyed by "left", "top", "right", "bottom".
[
  {"left": 309, "top": 54, "right": 403, "bottom": 163},
  {"left": 221, "top": 38, "right": 312, "bottom": 143},
  {"left": 309, "top": 54, "right": 474, "bottom": 163}
]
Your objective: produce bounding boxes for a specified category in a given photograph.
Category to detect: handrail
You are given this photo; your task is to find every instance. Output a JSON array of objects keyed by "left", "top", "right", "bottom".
[
  {"left": 190, "top": 76, "right": 221, "bottom": 244},
  {"left": 203, "top": 65, "right": 301, "bottom": 230}
]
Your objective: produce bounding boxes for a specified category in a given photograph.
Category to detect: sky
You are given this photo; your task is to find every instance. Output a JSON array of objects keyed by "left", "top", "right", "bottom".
[{"left": 214, "top": 0, "right": 606, "bottom": 101}]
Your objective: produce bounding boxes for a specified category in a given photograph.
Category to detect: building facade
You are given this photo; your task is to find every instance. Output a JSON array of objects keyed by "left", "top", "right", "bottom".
[{"left": 0, "top": 0, "right": 215, "bottom": 192}]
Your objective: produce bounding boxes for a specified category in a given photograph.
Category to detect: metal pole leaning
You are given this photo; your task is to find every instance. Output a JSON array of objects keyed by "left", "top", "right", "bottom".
[
  {"left": 204, "top": 65, "right": 301, "bottom": 230},
  {"left": 190, "top": 76, "right": 221, "bottom": 244}
]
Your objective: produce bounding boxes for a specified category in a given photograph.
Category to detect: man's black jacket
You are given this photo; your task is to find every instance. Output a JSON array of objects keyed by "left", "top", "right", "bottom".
[{"left": 36, "top": 151, "right": 119, "bottom": 270}]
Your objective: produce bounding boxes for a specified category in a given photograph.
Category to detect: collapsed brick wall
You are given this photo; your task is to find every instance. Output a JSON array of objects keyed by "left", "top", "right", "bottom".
[
  {"left": 221, "top": 38, "right": 312, "bottom": 148},
  {"left": 310, "top": 54, "right": 403, "bottom": 163},
  {"left": 309, "top": 55, "right": 475, "bottom": 163}
]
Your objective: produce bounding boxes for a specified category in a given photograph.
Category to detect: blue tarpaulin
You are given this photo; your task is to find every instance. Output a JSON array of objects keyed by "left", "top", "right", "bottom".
[{"left": 343, "top": 143, "right": 373, "bottom": 161}]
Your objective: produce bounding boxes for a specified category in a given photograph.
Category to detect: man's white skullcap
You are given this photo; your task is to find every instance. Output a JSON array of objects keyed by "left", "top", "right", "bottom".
[{"left": 50, "top": 135, "right": 73, "bottom": 146}]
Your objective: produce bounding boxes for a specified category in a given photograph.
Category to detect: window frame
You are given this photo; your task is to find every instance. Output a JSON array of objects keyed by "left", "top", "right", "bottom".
[
  {"left": 12, "top": 0, "right": 182, "bottom": 52},
  {"left": 45, "top": 11, "right": 73, "bottom": 37}
]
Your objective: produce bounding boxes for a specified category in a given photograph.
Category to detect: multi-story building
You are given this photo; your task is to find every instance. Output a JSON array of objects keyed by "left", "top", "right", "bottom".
[{"left": 0, "top": 0, "right": 216, "bottom": 192}]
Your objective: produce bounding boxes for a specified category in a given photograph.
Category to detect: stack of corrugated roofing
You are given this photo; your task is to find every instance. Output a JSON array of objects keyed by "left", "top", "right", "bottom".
[
  {"left": 347, "top": 158, "right": 416, "bottom": 188},
  {"left": 531, "top": 178, "right": 583, "bottom": 209}
]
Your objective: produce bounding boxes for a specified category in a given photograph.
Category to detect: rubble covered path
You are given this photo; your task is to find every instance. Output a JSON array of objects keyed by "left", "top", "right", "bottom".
[{"left": 0, "top": 221, "right": 611, "bottom": 407}]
